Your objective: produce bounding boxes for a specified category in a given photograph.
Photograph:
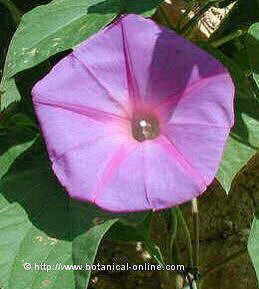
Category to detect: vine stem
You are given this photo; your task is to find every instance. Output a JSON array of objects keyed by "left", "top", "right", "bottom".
[
  {"left": 210, "top": 29, "right": 246, "bottom": 48},
  {"left": 177, "top": 207, "right": 194, "bottom": 268},
  {"left": 169, "top": 208, "right": 182, "bottom": 289},
  {"left": 192, "top": 198, "right": 199, "bottom": 268},
  {"left": 169, "top": 208, "right": 178, "bottom": 262},
  {"left": 0, "top": 0, "right": 21, "bottom": 26}
]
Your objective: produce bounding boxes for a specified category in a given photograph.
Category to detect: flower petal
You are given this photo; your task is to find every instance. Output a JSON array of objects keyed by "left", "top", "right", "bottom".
[
  {"left": 159, "top": 73, "right": 234, "bottom": 186},
  {"left": 31, "top": 14, "right": 235, "bottom": 213},
  {"left": 32, "top": 53, "right": 129, "bottom": 119},
  {"left": 94, "top": 144, "right": 152, "bottom": 212},
  {"left": 141, "top": 137, "right": 206, "bottom": 210},
  {"left": 164, "top": 123, "right": 230, "bottom": 185},
  {"left": 167, "top": 73, "right": 235, "bottom": 127},
  {"left": 51, "top": 135, "right": 136, "bottom": 206},
  {"left": 119, "top": 14, "right": 226, "bottom": 107},
  {"left": 73, "top": 19, "right": 133, "bottom": 115},
  {"left": 33, "top": 99, "right": 131, "bottom": 161}
]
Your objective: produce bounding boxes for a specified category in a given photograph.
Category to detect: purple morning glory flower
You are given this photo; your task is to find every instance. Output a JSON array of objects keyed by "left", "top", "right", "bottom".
[{"left": 32, "top": 14, "right": 235, "bottom": 212}]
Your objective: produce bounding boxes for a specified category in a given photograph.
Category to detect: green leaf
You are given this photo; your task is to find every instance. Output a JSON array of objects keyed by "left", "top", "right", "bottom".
[
  {"left": 0, "top": 77, "right": 21, "bottom": 109},
  {"left": 107, "top": 211, "right": 166, "bottom": 267},
  {"left": 108, "top": 212, "right": 166, "bottom": 268},
  {"left": 0, "top": 0, "right": 163, "bottom": 110},
  {"left": 216, "top": 71, "right": 259, "bottom": 192},
  {"left": 122, "top": 0, "right": 163, "bottom": 16},
  {"left": 5, "top": 0, "right": 119, "bottom": 80},
  {"left": 0, "top": 136, "right": 37, "bottom": 180},
  {"left": 0, "top": 122, "right": 38, "bottom": 180},
  {"left": 108, "top": 211, "right": 152, "bottom": 242},
  {"left": 247, "top": 23, "right": 259, "bottom": 88},
  {"left": 0, "top": 112, "right": 37, "bottom": 131},
  {"left": 108, "top": 222, "right": 146, "bottom": 241},
  {"left": 0, "top": 146, "right": 118, "bottom": 289},
  {"left": 72, "top": 219, "right": 118, "bottom": 289},
  {"left": 248, "top": 209, "right": 259, "bottom": 286}
]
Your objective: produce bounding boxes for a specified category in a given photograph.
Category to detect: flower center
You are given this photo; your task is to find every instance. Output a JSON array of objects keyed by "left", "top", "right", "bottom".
[{"left": 131, "top": 114, "right": 160, "bottom": 142}]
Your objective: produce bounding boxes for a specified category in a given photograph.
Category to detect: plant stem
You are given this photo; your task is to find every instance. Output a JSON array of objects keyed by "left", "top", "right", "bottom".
[
  {"left": 170, "top": 208, "right": 178, "bottom": 263},
  {"left": 0, "top": 0, "right": 21, "bottom": 26},
  {"left": 201, "top": 248, "right": 246, "bottom": 279},
  {"left": 210, "top": 29, "right": 246, "bottom": 47},
  {"left": 192, "top": 198, "right": 199, "bottom": 268},
  {"left": 173, "top": 240, "right": 184, "bottom": 289},
  {"left": 177, "top": 207, "right": 193, "bottom": 267}
]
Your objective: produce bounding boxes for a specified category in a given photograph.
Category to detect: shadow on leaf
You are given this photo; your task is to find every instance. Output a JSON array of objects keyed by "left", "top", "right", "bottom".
[
  {"left": 0, "top": 140, "right": 147, "bottom": 242},
  {"left": 87, "top": 0, "right": 163, "bottom": 15}
]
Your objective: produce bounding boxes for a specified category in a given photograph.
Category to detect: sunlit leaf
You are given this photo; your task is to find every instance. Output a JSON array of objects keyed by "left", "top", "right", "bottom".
[{"left": 248, "top": 209, "right": 259, "bottom": 286}]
